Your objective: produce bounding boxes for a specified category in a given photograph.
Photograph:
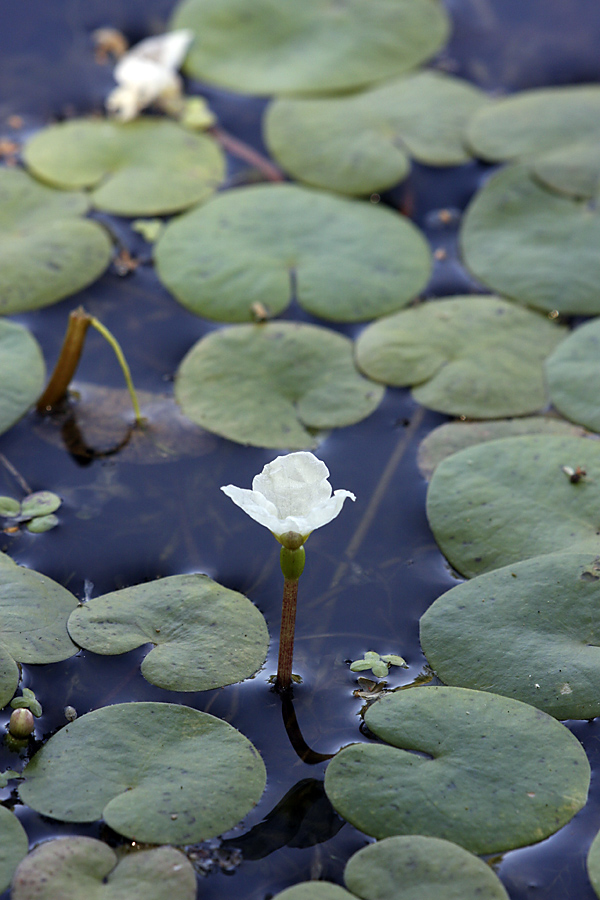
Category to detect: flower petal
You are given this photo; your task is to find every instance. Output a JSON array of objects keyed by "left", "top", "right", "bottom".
[
  {"left": 252, "top": 452, "right": 332, "bottom": 519},
  {"left": 220, "top": 485, "right": 281, "bottom": 532}
]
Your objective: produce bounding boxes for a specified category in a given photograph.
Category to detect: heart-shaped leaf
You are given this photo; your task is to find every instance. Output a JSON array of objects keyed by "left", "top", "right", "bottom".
[
  {"left": 324, "top": 686, "right": 590, "bottom": 854},
  {"left": 24, "top": 118, "right": 225, "bottom": 216},
  {"left": 171, "top": 0, "right": 450, "bottom": 96},
  {"left": 355, "top": 295, "right": 564, "bottom": 417},
  {"left": 0, "top": 168, "right": 111, "bottom": 315},
  {"left": 68, "top": 573, "right": 269, "bottom": 691},
  {"left": 155, "top": 183, "right": 431, "bottom": 323},
  {"left": 20, "top": 702, "right": 266, "bottom": 844},
  {"left": 175, "top": 322, "right": 385, "bottom": 449}
]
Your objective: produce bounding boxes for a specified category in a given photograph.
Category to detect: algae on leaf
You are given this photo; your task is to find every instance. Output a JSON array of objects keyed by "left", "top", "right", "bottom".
[
  {"left": 171, "top": 0, "right": 450, "bottom": 96},
  {"left": 175, "top": 322, "right": 385, "bottom": 449},
  {"left": 0, "top": 168, "right": 111, "bottom": 315},
  {"left": 155, "top": 183, "right": 431, "bottom": 323}
]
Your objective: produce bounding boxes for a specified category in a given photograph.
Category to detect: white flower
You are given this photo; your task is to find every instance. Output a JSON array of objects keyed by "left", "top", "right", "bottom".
[
  {"left": 221, "top": 452, "right": 355, "bottom": 545},
  {"left": 106, "top": 30, "right": 193, "bottom": 122}
]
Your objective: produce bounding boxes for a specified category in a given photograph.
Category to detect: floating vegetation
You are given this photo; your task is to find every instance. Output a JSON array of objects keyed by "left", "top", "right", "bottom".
[
  {"left": 324, "top": 686, "right": 590, "bottom": 853},
  {"left": 0, "top": 168, "right": 111, "bottom": 315},
  {"left": 11, "top": 838, "right": 196, "bottom": 900},
  {"left": 67, "top": 573, "right": 269, "bottom": 691},
  {"left": 171, "top": 0, "right": 450, "bottom": 96},
  {"left": 264, "top": 71, "right": 487, "bottom": 196},
  {"left": 545, "top": 317, "right": 600, "bottom": 432},
  {"left": 20, "top": 702, "right": 267, "bottom": 844},
  {"left": 461, "top": 164, "right": 600, "bottom": 315},
  {"left": 24, "top": 118, "right": 225, "bottom": 216},
  {"left": 0, "top": 318, "right": 45, "bottom": 435},
  {"left": 0, "top": 807, "right": 28, "bottom": 895},
  {"left": 175, "top": 322, "right": 385, "bottom": 449},
  {"left": 421, "top": 551, "right": 600, "bottom": 719},
  {"left": 426, "top": 434, "right": 600, "bottom": 577},
  {"left": 155, "top": 183, "right": 431, "bottom": 323},
  {"left": 588, "top": 829, "right": 600, "bottom": 900}
]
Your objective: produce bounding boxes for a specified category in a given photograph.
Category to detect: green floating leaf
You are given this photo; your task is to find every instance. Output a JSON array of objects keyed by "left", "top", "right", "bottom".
[
  {"left": 0, "top": 319, "right": 45, "bottom": 437},
  {"left": 273, "top": 886, "right": 354, "bottom": 900},
  {"left": 175, "top": 322, "right": 384, "bottom": 449},
  {"left": 11, "top": 838, "right": 196, "bottom": 900},
  {"left": 11, "top": 688, "right": 43, "bottom": 717},
  {"left": 421, "top": 551, "right": 600, "bottom": 720},
  {"left": 68, "top": 573, "right": 269, "bottom": 692},
  {"left": 155, "top": 183, "right": 430, "bottom": 323},
  {"left": 0, "top": 497, "right": 21, "bottom": 517},
  {"left": 426, "top": 434, "right": 600, "bottom": 577},
  {"left": 20, "top": 701, "right": 266, "bottom": 844},
  {"left": 546, "top": 317, "right": 600, "bottom": 433},
  {"left": 0, "top": 806, "right": 28, "bottom": 895},
  {"left": 461, "top": 164, "right": 600, "bottom": 315},
  {"left": 171, "top": 0, "right": 450, "bottom": 96},
  {"left": 26, "top": 515, "right": 58, "bottom": 534},
  {"left": 0, "top": 167, "right": 112, "bottom": 315},
  {"left": 264, "top": 71, "right": 487, "bottom": 196},
  {"left": 344, "top": 835, "right": 509, "bottom": 900},
  {"left": 417, "top": 416, "right": 588, "bottom": 479},
  {"left": 24, "top": 118, "right": 225, "bottom": 216},
  {"left": 0, "top": 552, "right": 78, "bottom": 708},
  {"left": 588, "top": 829, "right": 600, "bottom": 899},
  {"left": 324, "top": 686, "right": 590, "bottom": 854},
  {"left": 21, "top": 491, "right": 61, "bottom": 519},
  {"left": 355, "top": 296, "right": 563, "bottom": 418},
  {"left": 467, "top": 85, "right": 600, "bottom": 197}
]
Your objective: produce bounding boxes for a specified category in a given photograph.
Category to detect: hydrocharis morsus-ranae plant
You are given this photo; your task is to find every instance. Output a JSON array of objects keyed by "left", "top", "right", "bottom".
[{"left": 221, "top": 451, "right": 355, "bottom": 691}]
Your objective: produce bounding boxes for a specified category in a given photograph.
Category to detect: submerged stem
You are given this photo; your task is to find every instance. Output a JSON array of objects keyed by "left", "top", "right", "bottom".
[
  {"left": 36, "top": 307, "right": 91, "bottom": 413},
  {"left": 88, "top": 316, "right": 144, "bottom": 426}
]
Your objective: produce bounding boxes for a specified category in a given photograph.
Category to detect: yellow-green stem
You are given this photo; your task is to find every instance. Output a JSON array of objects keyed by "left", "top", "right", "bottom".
[{"left": 88, "top": 316, "right": 144, "bottom": 426}]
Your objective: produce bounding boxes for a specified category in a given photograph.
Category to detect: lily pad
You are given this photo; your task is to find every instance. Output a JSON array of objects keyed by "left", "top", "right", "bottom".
[
  {"left": 175, "top": 322, "right": 385, "bottom": 449},
  {"left": 0, "top": 551, "right": 79, "bottom": 708},
  {"left": 24, "top": 118, "right": 225, "bottom": 216},
  {"left": 426, "top": 434, "right": 600, "bottom": 577},
  {"left": 0, "top": 167, "right": 112, "bottom": 315},
  {"left": 546, "top": 318, "right": 600, "bottom": 433},
  {"left": 274, "top": 887, "right": 354, "bottom": 900},
  {"left": 417, "top": 416, "right": 587, "bottom": 479},
  {"left": 355, "top": 296, "right": 564, "bottom": 418},
  {"left": 324, "top": 686, "right": 590, "bottom": 854},
  {"left": 11, "top": 838, "right": 196, "bottom": 900},
  {"left": 67, "top": 573, "right": 269, "bottom": 691},
  {"left": 460, "top": 163, "right": 600, "bottom": 314},
  {"left": 467, "top": 85, "right": 600, "bottom": 196},
  {"left": 0, "top": 807, "right": 28, "bottom": 895},
  {"left": 264, "top": 71, "right": 487, "bottom": 196},
  {"left": 155, "top": 184, "right": 431, "bottom": 323},
  {"left": 19, "top": 702, "right": 267, "bottom": 844},
  {"left": 588, "top": 828, "right": 600, "bottom": 899},
  {"left": 421, "top": 551, "right": 600, "bottom": 719},
  {"left": 0, "top": 319, "right": 45, "bottom": 436},
  {"left": 171, "top": 0, "right": 450, "bottom": 96},
  {"left": 344, "top": 835, "right": 510, "bottom": 900},
  {"left": 34, "top": 384, "right": 217, "bottom": 464}
]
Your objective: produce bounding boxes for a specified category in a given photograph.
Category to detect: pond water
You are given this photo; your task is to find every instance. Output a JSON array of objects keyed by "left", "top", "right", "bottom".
[{"left": 2, "top": 1, "right": 600, "bottom": 898}]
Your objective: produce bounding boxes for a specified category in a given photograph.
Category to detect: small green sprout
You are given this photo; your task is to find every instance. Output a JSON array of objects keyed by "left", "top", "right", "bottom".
[
  {"left": 10, "top": 688, "right": 42, "bottom": 718},
  {"left": 350, "top": 651, "right": 408, "bottom": 679},
  {"left": 0, "top": 491, "right": 61, "bottom": 535}
]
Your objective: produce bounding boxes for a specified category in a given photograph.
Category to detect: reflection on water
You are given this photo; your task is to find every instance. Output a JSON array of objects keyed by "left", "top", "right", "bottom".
[{"left": 1, "top": 1, "right": 600, "bottom": 898}]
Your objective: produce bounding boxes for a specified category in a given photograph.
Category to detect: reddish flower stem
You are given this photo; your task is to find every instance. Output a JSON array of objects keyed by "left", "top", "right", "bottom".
[
  {"left": 211, "top": 125, "right": 285, "bottom": 183},
  {"left": 276, "top": 576, "right": 299, "bottom": 692}
]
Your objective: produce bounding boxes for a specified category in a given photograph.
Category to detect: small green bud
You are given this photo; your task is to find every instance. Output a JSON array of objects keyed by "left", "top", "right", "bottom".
[
  {"left": 280, "top": 545, "right": 306, "bottom": 581},
  {"left": 278, "top": 531, "right": 305, "bottom": 551},
  {"left": 8, "top": 708, "right": 35, "bottom": 739}
]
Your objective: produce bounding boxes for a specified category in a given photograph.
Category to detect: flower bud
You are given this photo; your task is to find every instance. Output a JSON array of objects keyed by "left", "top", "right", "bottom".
[{"left": 9, "top": 708, "right": 35, "bottom": 739}]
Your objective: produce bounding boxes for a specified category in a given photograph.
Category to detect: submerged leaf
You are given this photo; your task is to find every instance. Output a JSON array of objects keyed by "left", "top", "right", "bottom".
[
  {"left": 171, "top": 0, "right": 450, "bottom": 96},
  {"left": 175, "top": 322, "right": 385, "bottom": 449},
  {"left": 344, "top": 835, "right": 509, "bottom": 900},
  {"left": 426, "top": 434, "right": 600, "bottom": 577},
  {"left": 265, "top": 71, "right": 487, "bottom": 196},
  {"left": 11, "top": 838, "right": 196, "bottom": 900},
  {"left": 324, "top": 686, "right": 590, "bottom": 853},
  {"left": 0, "top": 168, "right": 112, "bottom": 315},
  {"left": 20, "top": 702, "right": 266, "bottom": 844},
  {"left": 155, "top": 183, "right": 431, "bottom": 323},
  {"left": 421, "top": 551, "right": 600, "bottom": 719},
  {"left": 67, "top": 573, "right": 269, "bottom": 691},
  {"left": 24, "top": 118, "right": 225, "bottom": 216},
  {"left": 355, "top": 296, "right": 564, "bottom": 418},
  {"left": 461, "top": 164, "right": 600, "bottom": 314}
]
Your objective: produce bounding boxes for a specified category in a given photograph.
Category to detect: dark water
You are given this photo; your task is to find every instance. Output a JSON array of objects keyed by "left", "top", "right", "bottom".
[{"left": 1, "top": 1, "right": 600, "bottom": 898}]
